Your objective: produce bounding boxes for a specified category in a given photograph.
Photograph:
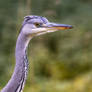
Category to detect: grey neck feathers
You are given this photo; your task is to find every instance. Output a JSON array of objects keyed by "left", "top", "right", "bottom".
[{"left": 1, "top": 32, "right": 32, "bottom": 92}]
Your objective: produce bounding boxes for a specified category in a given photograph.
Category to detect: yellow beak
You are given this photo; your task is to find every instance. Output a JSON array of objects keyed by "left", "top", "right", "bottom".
[{"left": 46, "top": 23, "right": 73, "bottom": 30}]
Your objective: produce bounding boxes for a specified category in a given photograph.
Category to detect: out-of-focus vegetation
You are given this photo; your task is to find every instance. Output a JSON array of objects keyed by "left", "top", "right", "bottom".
[{"left": 0, "top": 0, "right": 92, "bottom": 92}]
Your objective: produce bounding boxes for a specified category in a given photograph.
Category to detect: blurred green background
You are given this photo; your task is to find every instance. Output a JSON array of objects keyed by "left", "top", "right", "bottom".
[{"left": 0, "top": 0, "right": 92, "bottom": 92}]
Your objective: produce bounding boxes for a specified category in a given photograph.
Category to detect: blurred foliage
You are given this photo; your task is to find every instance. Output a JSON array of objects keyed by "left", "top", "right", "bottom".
[{"left": 0, "top": 0, "right": 92, "bottom": 92}]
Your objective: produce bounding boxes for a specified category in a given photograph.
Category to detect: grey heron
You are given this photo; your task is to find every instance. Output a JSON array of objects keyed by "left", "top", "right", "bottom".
[{"left": 1, "top": 15, "right": 73, "bottom": 92}]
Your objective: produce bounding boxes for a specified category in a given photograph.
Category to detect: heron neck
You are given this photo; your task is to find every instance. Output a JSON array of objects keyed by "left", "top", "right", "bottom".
[{"left": 1, "top": 32, "right": 32, "bottom": 92}]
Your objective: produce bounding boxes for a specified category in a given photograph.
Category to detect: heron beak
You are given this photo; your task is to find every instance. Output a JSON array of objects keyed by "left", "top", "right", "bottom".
[
  {"left": 31, "top": 22, "right": 73, "bottom": 36},
  {"left": 46, "top": 23, "right": 73, "bottom": 30}
]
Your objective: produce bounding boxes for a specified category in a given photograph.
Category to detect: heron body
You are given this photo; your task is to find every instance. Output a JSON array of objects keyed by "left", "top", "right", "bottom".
[{"left": 1, "top": 15, "right": 73, "bottom": 92}]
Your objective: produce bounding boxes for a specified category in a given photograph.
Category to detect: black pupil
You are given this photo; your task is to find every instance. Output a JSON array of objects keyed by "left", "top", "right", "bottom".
[{"left": 35, "top": 23, "right": 40, "bottom": 27}]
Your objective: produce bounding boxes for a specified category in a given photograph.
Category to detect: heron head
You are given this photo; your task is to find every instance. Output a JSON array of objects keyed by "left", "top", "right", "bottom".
[{"left": 21, "top": 15, "right": 73, "bottom": 37}]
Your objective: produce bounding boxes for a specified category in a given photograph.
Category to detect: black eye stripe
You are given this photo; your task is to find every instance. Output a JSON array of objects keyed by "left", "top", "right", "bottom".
[
  {"left": 23, "top": 15, "right": 49, "bottom": 27},
  {"left": 41, "top": 17, "right": 47, "bottom": 24}
]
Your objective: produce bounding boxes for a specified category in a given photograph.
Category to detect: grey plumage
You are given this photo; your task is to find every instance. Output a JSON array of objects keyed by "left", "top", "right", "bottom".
[
  {"left": 1, "top": 15, "right": 73, "bottom": 92},
  {"left": 1, "top": 32, "right": 31, "bottom": 92}
]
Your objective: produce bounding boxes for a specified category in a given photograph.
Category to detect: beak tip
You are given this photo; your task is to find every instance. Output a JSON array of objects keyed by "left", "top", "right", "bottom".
[{"left": 69, "top": 25, "right": 73, "bottom": 29}]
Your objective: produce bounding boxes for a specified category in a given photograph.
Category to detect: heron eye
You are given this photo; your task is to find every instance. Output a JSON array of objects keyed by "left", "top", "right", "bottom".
[{"left": 34, "top": 23, "right": 41, "bottom": 27}]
